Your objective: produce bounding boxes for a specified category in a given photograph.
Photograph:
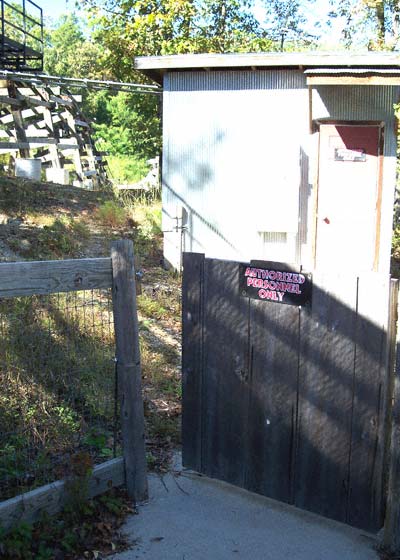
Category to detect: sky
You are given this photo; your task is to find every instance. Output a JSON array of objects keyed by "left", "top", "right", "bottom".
[
  {"left": 36, "top": 0, "right": 334, "bottom": 28},
  {"left": 253, "top": 0, "right": 343, "bottom": 47},
  {"left": 35, "top": 0, "right": 72, "bottom": 21},
  {"left": 32, "top": 0, "right": 343, "bottom": 47}
]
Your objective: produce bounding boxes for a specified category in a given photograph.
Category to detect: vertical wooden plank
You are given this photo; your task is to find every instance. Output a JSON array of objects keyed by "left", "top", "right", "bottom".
[
  {"left": 182, "top": 252, "right": 205, "bottom": 471},
  {"left": 245, "top": 299, "right": 300, "bottom": 503},
  {"left": 347, "top": 273, "right": 390, "bottom": 531},
  {"left": 8, "top": 81, "right": 29, "bottom": 159},
  {"left": 64, "top": 108, "right": 84, "bottom": 181},
  {"left": 296, "top": 272, "right": 358, "bottom": 524},
  {"left": 36, "top": 87, "right": 61, "bottom": 169},
  {"left": 382, "top": 280, "right": 400, "bottom": 554},
  {"left": 201, "top": 259, "right": 249, "bottom": 486},
  {"left": 111, "top": 240, "right": 148, "bottom": 502}
]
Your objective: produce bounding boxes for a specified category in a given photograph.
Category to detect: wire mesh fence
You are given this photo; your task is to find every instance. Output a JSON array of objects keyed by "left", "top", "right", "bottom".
[{"left": 0, "top": 288, "right": 120, "bottom": 502}]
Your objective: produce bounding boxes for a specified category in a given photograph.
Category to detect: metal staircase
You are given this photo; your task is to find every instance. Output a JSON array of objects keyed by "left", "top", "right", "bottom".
[{"left": 0, "top": 0, "right": 43, "bottom": 71}]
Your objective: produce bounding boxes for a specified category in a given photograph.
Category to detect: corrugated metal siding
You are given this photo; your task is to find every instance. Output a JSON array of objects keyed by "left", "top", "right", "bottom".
[
  {"left": 162, "top": 70, "right": 309, "bottom": 267},
  {"left": 162, "top": 71, "right": 399, "bottom": 272},
  {"left": 312, "top": 86, "right": 398, "bottom": 156},
  {"left": 312, "top": 85, "right": 399, "bottom": 273},
  {"left": 167, "top": 70, "right": 307, "bottom": 91}
]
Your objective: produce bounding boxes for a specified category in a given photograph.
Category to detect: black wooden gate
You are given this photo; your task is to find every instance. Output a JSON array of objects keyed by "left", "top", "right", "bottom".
[{"left": 182, "top": 253, "right": 395, "bottom": 532}]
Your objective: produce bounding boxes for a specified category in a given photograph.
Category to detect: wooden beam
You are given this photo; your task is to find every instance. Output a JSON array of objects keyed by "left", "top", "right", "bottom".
[
  {"left": 0, "top": 458, "right": 125, "bottom": 531},
  {"left": 50, "top": 95, "right": 74, "bottom": 107},
  {"left": 0, "top": 142, "right": 49, "bottom": 150},
  {"left": 58, "top": 143, "right": 80, "bottom": 150},
  {"left": 306, "top": 75, "right": 400, "bottom": 86},
  {"left": 8, "top": 82, "right": 30, "bottom": 158},
  {"left": 0, "top": 139, "right": 79, "bottom": 150},
  {"left": 0, "top": 257, "right": 112, "bottom": 298},
  {"left": 111, "top": 240, "right": 148, "bottom": 503},
  {"left": 382, "top": 281, "right": 400, "bottom": 554},
  {"left": 36, "top": 87, "right": 61, "bottom": 169},
  {"left": 75, "top": 119, "right": 90, "bottom": 128},
  {"left": 63, "top": 108, "right": 84, "bottom": 180},
  {"left": 19, "top": 95, "right": 54, "bottom": 109},
  {"left": 0, "top": 96, "right": 22, "bottom": 107}
]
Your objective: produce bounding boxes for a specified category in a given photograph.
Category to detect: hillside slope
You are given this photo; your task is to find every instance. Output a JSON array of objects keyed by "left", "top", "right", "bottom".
[{"left": 0, "top": 176, "right": 182, "bottom": 472}]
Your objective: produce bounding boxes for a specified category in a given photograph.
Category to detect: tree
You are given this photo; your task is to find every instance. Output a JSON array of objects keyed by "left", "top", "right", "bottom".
[
  {"left": 80, "top": 0, "right": 272, "bottom": 68},
  {"left": 328, "top": 0, "right": 400, "bottom": 49},
  {"left": 91, "top": 90, "right": 160, "bottom": 160},
  {"left": 193, "top": 0, "right": 265, "bottom": 53},
  {"left": 44, "top": 14, "right": 108, "bottom": 79},
  {"left": 262, "top": 0, "right": 318, "bottom": 51},
  {"left": 44, "top": 14, "right": 159, "bottom": 161},
  {"left": 72, "top": 0, "right": 273, "bottom": 164}
]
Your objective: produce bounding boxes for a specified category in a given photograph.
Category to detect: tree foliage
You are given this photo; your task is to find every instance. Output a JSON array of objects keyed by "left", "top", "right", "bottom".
[
  {"left": 80, "top": 0, "right": 276, "bottom": 78},
  {"left": 328, "top": 0, "right": 400, "bottom": 49},
  {"left": 44, "top": 14, "right": 159, "bottom": 160},
  {"left": 91, "top": 91, "right": 160, "bottom": 159},
  {"left": 44, "top": 2, "right": 319, "bottom": 163},
  {"left": 44, "top": 14, "right": 108, "bottom": 79},
  {"left": 263, "top": 0, "right": 318, "bottom": 50}
]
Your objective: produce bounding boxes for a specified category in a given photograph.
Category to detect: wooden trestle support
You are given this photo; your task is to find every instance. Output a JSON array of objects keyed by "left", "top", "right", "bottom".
[{"left": 0, "top": 78, "right": 108, "bottom": 187}]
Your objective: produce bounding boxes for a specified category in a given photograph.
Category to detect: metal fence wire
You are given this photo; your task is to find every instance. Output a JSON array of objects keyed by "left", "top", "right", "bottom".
[{"left": 0, "top": 288, "right": 120, "bottom": 501}]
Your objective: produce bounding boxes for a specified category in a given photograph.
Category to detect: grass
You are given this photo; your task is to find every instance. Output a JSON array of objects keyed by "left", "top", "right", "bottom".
[
  {"left": 136, "top": 273, "right": 182, "bottom": 456},
  {"left": 392, "top": 223, "right": 400, "bottom": 278},
  {"left": 124, "top": 199, "right": 162, "bottom": 258},
  {"left": 0, "top": 176, "right": 182, "bottom": 527},
  {"left": 95, "top": 201, "right": 128, "bottom": 229},
  {"left": 105, "top": 155, "right": 149, "bottom": 185},
  {"left": 0, "top": 291, "right": 117, "bottom": 500},
  {"left": 7, "top": 217, "right": 92, "bottom": 259}
]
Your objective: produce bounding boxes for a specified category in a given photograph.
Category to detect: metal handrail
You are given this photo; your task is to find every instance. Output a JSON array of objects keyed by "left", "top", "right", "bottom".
[{"left": 0, "top": 0, "right": 43, "bottom": 70}]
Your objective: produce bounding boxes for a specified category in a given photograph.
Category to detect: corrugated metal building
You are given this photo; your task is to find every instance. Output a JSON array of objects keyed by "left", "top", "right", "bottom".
[{"left": 135, "top": 52, "right": 400, "bottom": 274}]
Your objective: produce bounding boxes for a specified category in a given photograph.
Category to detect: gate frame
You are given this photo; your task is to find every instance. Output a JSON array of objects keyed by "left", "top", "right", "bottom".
[{"left": 0, "top": 239, "right": 147, "bottom": 531}]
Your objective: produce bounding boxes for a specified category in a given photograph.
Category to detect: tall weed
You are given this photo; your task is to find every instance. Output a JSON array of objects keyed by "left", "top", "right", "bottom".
[{"left": 95, "top": 201, "right": 127, "bottom": 228}]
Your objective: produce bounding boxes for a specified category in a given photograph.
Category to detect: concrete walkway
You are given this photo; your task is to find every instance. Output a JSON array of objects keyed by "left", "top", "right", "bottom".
[{"left": 113, "top": 465, "right": 380, "bottom": 560}]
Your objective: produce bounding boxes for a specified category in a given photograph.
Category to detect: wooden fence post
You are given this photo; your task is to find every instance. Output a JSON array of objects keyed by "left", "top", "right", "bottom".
[
  {"left": 111, "top": 239, "right": 148, "bottom": 503},
  {"left": 382, "top": 280, "right": 400, "bottom": 553}
]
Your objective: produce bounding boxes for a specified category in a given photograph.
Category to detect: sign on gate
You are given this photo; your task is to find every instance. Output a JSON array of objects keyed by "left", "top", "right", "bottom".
[{"left": 239, "top": 261, "right": 312, "bottom": 306}]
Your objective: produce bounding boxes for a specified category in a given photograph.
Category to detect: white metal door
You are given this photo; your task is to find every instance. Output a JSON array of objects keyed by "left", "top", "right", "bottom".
[{"left": 315, "top": 124, "right": 382, "bottom": 272}]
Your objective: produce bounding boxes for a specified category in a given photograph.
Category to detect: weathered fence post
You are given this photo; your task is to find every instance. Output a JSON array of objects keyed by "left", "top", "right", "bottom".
[
  {"left": 382, "top": 280, "right": 400, "bottom": 553},
  {"left": 111, "top": 239, "right": 148, "bottom": 502}
]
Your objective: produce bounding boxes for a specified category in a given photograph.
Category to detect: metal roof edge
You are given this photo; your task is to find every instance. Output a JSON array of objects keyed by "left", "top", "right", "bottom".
[
  {"left": 134, "top": 52, "right": 400, "bottom": 84},
  {"left": 135, "top": 51, "right": 400, "bottom": 69}
]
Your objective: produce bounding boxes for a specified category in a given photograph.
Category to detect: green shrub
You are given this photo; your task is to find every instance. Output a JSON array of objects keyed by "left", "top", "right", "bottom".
[
  {"left": 34, "top": 218, "right": 90, "bottom": 258},
  {"left": 106, "top": 155, "right": 149, "bottom": 184},
  {"left": 95, "top": 201, "right": 127, "bottom": 228},
  {"left": 37, "top": 219, "right": 76, "bottom": 256},
  {"left": 70, "top": 219, "right": 91, "bottom": 240}
]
